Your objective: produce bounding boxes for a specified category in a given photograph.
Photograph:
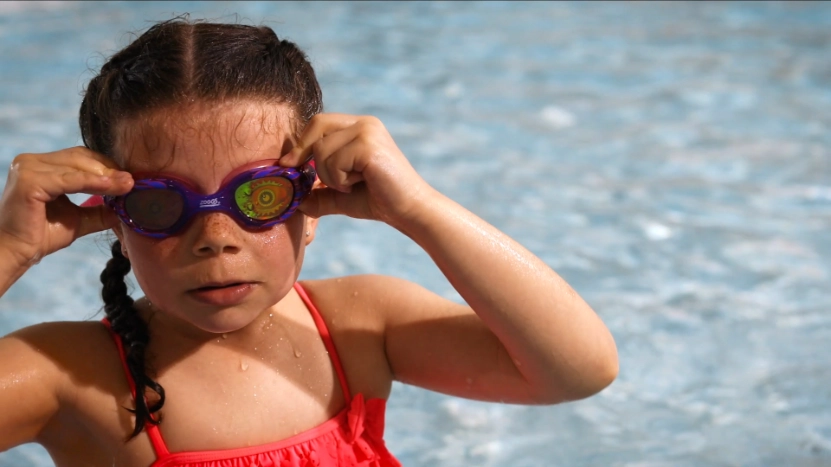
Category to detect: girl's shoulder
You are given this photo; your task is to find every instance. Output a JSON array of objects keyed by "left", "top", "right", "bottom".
[
  {"left": 3, "top": 319, "right": 124, "bottom": 391},
  {"left": 297, "top": 274, "right": 462, "bottom": 324},
  {"left": 0, "top": 320, "right": 128, "bottom": 448},
  {"left": 295, "top": 275, "right": 406, "bottom": 398},
  {"left": 297, "top": 274, "right": 389, "bottom": 328},
  {"left": 297, "top": 274, "right": 428, "bottom": 325},
  {"left": 6, "top": 319, "right": 116, "bottom": 357}
]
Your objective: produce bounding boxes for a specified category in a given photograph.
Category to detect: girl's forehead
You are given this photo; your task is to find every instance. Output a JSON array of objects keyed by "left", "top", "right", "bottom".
[{"left": 114, "top": 101, "right": 297, "bottom": 176}]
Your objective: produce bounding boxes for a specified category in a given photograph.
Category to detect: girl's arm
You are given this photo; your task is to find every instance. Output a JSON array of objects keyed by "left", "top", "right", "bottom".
[
  {"left": 282, "top": 114, "right": 618, "bottom": 404},
  {"left": 0, "top": 148, "right": 133, "bottom": 447},
  {"left": 386, "top": 189, "right": 617, "bottom": 403},
  {"left": 0, "top": 329, "right": 64, "bottom": 450}
]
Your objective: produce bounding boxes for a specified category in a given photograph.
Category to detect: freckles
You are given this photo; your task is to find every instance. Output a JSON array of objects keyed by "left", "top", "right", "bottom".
[{"left": 203, "top": 216, "right": 233, "bottom": 233}]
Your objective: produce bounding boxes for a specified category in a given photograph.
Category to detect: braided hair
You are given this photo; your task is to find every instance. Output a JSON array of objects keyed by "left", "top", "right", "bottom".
[
  {"left": 101, "top": 241, "right": 164, "bottom": 438},
  {"left": 80, "top": 17, "right": 323, "bottom": 439}
]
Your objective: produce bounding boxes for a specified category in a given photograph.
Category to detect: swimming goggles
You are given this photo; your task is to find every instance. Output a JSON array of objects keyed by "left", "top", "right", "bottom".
[{"left": 104, "top": 160, "right": 316, "bottom": 238}]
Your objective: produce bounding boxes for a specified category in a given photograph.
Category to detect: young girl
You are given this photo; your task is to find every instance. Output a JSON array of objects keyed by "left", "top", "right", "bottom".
[{"left": 0, "top": 19, "right": 617, "bottom": 467}]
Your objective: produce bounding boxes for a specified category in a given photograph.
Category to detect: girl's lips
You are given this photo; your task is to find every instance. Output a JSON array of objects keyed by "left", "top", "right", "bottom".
[{"left": 187, "top": 282, "right": 256, "bottom": 307}]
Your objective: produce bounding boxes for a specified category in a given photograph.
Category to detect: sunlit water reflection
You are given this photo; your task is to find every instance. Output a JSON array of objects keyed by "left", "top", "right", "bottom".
[{"left": 1, "top": 2, "right": 830, "bottom": 466}]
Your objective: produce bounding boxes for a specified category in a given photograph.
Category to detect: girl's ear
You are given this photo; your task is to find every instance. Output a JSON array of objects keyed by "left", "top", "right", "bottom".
[{"left": 304, "top": 215, "right": 319, "bottom": 245}]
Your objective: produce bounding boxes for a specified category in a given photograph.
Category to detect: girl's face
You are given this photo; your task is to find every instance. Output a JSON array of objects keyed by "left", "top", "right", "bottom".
[{"left": 113, "top": 101, "right": 316, "bottom": 336}]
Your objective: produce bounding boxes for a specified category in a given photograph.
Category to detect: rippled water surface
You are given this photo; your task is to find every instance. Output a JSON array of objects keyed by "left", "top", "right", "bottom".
[{"left": 1, "top": 1, "right": 830, "bottom": 466}]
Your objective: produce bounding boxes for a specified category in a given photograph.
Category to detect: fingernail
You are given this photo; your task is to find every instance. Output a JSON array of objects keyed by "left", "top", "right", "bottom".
[{"left": 114, "top": 172, "right": 132, "bottom": 183}]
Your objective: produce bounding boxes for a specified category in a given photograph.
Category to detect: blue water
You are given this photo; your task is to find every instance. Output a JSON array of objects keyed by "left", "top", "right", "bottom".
[{"left": 1, "top": 1, "right": 830, "bottom": 465}]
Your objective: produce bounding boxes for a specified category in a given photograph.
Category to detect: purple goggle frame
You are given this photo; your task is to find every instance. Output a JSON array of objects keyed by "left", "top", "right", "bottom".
[{"left": 103, "top": 160, "right": 316, "bottom": 239}]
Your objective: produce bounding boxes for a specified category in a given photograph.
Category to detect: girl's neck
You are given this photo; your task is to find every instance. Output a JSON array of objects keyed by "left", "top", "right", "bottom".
[{"left": 135, "top": 290, "right": 299, "bottom": 351}]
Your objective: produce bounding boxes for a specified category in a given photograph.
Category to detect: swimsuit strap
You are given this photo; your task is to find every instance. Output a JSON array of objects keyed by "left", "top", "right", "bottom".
[
  {"left": 293, "top": 282, "right": 353, "bottom": 403},
  {"left": 102, "top": 283, "right": 350, "bottom": 460},
  {"left": 101, "top": 318, "right": 171, "bottom": 458}
]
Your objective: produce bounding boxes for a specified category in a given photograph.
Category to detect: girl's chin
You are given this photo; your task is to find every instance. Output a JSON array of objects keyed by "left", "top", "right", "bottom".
[
  {"left": 191, "top": 311, "right": 262, "bottom": 335},
  {"left": 143, "top": 288, "right": 288, "bottom": 337},
  {"left": 154, "top": 304, "right": 264, "bottom": 338}
]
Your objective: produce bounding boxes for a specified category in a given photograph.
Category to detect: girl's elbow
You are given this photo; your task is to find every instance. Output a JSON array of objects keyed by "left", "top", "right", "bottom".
[
  {"left": 593, "top": 349, "right": 619, "bottom": 394},
  {"left": 580, "top": 344, "right": 619, "bottom": 399},
  {"left": 531, "top": 361, "right": 618, "bottom": 405},
  {"left": 554, "top": 347, "right": 619, "bottom": 403}
]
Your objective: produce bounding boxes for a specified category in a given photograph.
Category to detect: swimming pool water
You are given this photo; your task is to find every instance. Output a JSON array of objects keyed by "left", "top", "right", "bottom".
[{"left": 1, "top": 2, "right": 830, "bottom": 466}]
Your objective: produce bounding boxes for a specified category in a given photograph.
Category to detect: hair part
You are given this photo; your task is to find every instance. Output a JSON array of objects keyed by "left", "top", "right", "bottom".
[
  {"left": 80, "top": 17, "right": 322, "bottom": 158},
  {"left": 83, "top": 17, "right": 323, "bottom": 440}
]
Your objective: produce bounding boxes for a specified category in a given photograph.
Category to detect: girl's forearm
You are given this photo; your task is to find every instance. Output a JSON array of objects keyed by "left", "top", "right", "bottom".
[{"left": 393, "top": 188, "right": 618, "bottom": 400}]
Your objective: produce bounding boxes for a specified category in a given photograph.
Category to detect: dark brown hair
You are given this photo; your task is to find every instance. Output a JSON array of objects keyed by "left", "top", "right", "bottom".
[{"left": 79, "top": 17, "right": 323, "bottom": 440}]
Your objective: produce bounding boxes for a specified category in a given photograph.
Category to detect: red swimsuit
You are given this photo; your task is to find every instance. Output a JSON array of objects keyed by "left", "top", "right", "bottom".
[{"left": 104, "top": 283, "right": 402, "bottom": 467}]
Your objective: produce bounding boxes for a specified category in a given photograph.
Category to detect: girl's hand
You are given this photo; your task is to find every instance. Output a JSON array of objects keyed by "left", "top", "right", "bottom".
[
  {"left": 279, "top": 114, "right": 435, "bottom": 226},
  {"left": 0, "top": 147, "right": 134, "bottom": 268}
]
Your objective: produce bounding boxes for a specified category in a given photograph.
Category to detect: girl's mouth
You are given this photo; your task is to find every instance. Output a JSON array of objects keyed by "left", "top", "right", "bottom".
[{"left": 188, "top": 282, "right": 256, "bottom": 306}]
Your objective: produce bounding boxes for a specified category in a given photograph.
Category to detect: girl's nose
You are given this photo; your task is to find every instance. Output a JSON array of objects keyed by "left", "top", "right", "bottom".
[{"left": 190, "top": 212, "right": 244, "bottom": 256}]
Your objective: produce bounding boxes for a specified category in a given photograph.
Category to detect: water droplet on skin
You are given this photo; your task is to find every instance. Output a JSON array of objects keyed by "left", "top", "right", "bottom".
[
  {"left": 241, "top": 361, "right": 249, "bottom": 371},
  {"left": 269, "top": 313, "right": 273, "bottom": 318},
  {"left": 294, "top": 349, "right": 302, "bottom": 358},
  {"left": 222, "top": 333, "right": 228, "bottom": 339}
]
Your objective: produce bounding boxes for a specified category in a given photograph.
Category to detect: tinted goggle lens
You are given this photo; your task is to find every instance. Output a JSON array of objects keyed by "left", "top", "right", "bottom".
[
  {"left": 124, "top": 189, "right": 185, "bottom": 231},
  {"left": 234, "top": 176, "right": 294, "bottom": 220}
]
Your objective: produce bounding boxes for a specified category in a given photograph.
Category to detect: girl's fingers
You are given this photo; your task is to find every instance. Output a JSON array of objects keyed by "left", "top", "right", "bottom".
[
  {"left": 299, "top": 186, "right": 343, "bottom": 219},
  {"left": 17, "top": 147, "right": 127, "bottom": 178},
  {"left": 8, "top": 150, "right": 133, "bottom": 206},
  {"left": 279, "top": 113, "right": 360, "bottom": 167},
  {"left": 34, "top": 169, "right": 133, "bottom": 203},
  {"left": 42, "top": 146, "right": 123, "bottom": 173},
  {"left": 45, "top": 195, "right": 118, "bottom": 239},
  {"left": 75, "top": 204, "right": 120, "bottom": 238},
  {"left": 299, "top": 184, "right": 371, "bottom": 219},
  {"left": 318, "top": 139, "right": 369, "bottom": 193},
  {"left": 309, "top": 123, "right": 360, "bottom": 163},
  {"left": 0, "top": 148, "right": 130, "bottom": 259}
]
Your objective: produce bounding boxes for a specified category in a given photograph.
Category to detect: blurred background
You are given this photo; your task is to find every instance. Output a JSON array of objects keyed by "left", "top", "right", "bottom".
[{"left": 1, "top": 1, "right": 830, "bottom": 466}]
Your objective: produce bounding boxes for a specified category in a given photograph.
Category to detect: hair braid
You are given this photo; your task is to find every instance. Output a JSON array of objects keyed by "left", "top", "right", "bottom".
[{"left": 101, "top": 240, "right": 165, "bottom": 439}]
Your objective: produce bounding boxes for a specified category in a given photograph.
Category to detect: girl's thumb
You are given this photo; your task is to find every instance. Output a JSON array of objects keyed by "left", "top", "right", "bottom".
[
  {"left": 299, "top": 187, "right": 342, "bottom": 219},
  {"left": 76, "top": 205, "right": 120, "bottom": 238}
]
